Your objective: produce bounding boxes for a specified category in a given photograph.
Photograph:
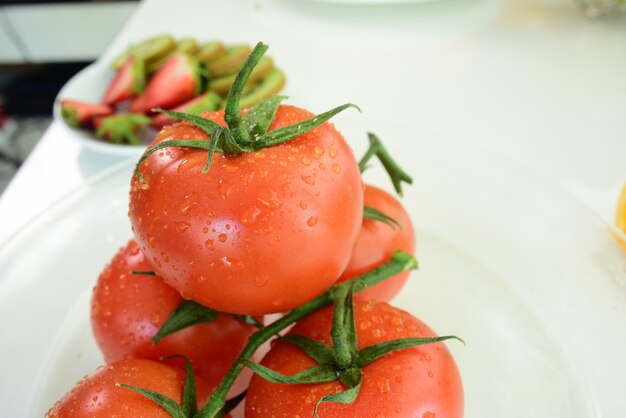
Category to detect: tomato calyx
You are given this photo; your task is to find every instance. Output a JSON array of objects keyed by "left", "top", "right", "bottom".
[
  {"left": 194, "top": 250, "right": 417, "bottom": 418},
  {"left": 152, "top": 298, "right": 264, "bottom": 345},
  {"left": 152, "top": 300, "right": 219, "bottom": 345},
  {"left": 119, "top": 355, "right": 244, "bottom": 418},
  {"left": 118, "top": 356, "right": 196, "bottom": 418},
  {"left": 363, "top": 205, "right": 403, "bottom": 230},
  {"left": 135, "top": 42, "right": 359, "bottom": 182},
  {"left": 245, "top": 282, "right": 462, "bottom": 417}
]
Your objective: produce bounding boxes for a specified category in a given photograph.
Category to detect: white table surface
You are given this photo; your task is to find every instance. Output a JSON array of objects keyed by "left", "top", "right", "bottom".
[{"left": 0, "top": 0, "right": 624, "bottom": 246}]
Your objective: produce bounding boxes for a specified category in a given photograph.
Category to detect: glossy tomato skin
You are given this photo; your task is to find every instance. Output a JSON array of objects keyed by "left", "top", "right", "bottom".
[
  {"left": 46, "top": 358, "right": 214, "bottom": 418},
  {"left": 338, "top": 184, "right": 415, "bottom": 302},
  {"left": 91, "top": 240, "right": 256, "bottom": 385},
  {"left": 245, "top": 300, "right": 463, "bottom": 418},
  {"left": 129, "top": 105, "right": 364, "bottom": 315}
]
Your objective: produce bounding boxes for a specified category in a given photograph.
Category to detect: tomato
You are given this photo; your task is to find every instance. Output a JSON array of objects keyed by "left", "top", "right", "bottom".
[
  {"left": 338, "top": 184, "right": 415, "bottom": 302},
  {"left": 129, "top": 105, "right": 364, "bottom": 315},
  {"left": 46, "top": 358, "right": 213, "bottom": 417},
  {"left": 245, "top": 299, "right": 463, "bottom": 417},
  {"left": 91, "top": 240, "right": 257, "bottom": 385}
]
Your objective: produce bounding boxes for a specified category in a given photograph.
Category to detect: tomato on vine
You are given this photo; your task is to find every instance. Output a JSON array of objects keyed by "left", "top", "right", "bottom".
[
  {"left": 46, "top": 358, "right": 216, "bottom": 418},
  {"left": 129, "top": 42, "right": 363, "bottom": 315},
  {"left": 245, "top": 298, "right": 463, "bottom": 418},
  {"left": 91, "top": 240, "right": 257, "bottom": 385},
  {"left": 338, "top": 184, "right": 415, "bottom": 302}
]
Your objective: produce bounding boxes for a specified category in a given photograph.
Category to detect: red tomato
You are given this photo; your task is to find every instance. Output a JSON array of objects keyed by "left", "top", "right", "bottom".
[
  {"left": 338, "top": 184, "right": 415, "bottom": 302},
  {"left": 245, "top": 299, "right": 463, "bottom": 417},
  {"left": 91, "top": 240, "right": 257, "bottom": 385},
  {"left": 129, "top": 105, "right": 364, "bottom": 315},
  {"left": 46, "top": 358, "right": 214, "bottom": 417}
]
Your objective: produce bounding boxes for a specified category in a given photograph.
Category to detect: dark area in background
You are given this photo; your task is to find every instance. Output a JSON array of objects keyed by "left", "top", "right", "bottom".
[
  {"left": 0, "top": 62, "right": 92, "bottom": 116},
  {"left": 0, "top": 1, "right": 131, "bottom": 4}
]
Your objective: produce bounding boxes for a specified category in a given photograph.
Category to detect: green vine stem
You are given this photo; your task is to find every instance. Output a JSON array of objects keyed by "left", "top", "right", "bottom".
[
  {"left": 195, "top": 250, "right": 417, "bottom": 418},
  {"left": 223, "top": 42, "right": 268, "bottom": 144},
  {"left": 359, "top": 132, "right": 413, "bottom": 196}
]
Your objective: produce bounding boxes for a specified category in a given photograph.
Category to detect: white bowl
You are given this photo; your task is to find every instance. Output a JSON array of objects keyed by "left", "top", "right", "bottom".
[{"left": 53, "top": 61, "right": 149, "bottom": 157}]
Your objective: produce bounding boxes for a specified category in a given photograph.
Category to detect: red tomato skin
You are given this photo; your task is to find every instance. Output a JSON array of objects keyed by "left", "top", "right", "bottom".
[
  {"left": 338, "top": 184, "right": 415, "bottom": 302},
  {"left": 91, "top": 240, "right": 256, "bottom": 385},
  {"left": 128, "top": 105, "right": 364, "bottom": 315},
  {"left": 46, "top": 358, "right": 214, "bottom": 418},
  {"left": 245, "top": 300, "right": 464, "bottom": 418}
]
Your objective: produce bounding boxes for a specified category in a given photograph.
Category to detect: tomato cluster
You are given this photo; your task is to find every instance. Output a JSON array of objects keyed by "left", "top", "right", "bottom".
[{"left": 47, "top": 43, "right": 463, "bottom": 418}]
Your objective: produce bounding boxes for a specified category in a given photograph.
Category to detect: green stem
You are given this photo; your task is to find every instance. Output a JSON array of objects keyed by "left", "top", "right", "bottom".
[
  {"left": 224, "top": 42, "right": 268, "bottom": 144},
  {"left": 359, "top": 132, "right": 413, "bottom": 196},
  {"left": 195, "top": 250, "right": 417, "bottom": 418},
  {"left": 329, "top": 286, "right": 357, "bottom": 370}
]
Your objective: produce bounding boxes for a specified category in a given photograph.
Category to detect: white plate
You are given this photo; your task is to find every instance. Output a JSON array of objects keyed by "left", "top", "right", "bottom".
[
  {"left": 0, "top": 120, "right": 625, "bottom": 417},
  {"left": 53, "top": 60, "right": 149, "bottom": 157},
  {"left": 300, "top": 0, "right": 446, "bottom": 4}
]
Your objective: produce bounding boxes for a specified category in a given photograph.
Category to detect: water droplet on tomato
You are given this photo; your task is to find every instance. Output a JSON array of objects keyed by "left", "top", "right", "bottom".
[
  {"left": 313, "top": 147, "right": 324, "bottom": 158},
  {"left": 220, "top": 256, "right": 242, "bottom": 269},
  {"left": 377, "top": 377, "right": 391, "bottom": 394},
  {"left": 256, "top": 188, "right": 282, "bottom": 209},
  {"left": 299, "top": 200, "right": 308, "bottom": 210},
  {"left": 428, "top": 371, "right": 434, "bottom": 378},
  {"left": 177, "top": 158, "right": 200, "bottom": 173},
  {"left": 307, "top": 216, "right": 318, "bottom": 227},
  {"left": 329, "top": 148, "right": 338, "bottom": 158},
  {"left": 254, "top": 274, "right": 269, "bottom": 287},
  {"left": 177, "top": 194, "right": 199, "bottom": 215},
  {"left": 371, "top": 328, "right": 386, "bottom": 338},
  {"left": 240, "top": 206, "right": 262, "bottom": 225},
  {"left": 150, "top": 314, "right": 161, "bottom": 326},
  {"left": 147, "top": 235, "right": 156, "bottom": 248},
  {"left": 332, "top": 163, "right": 341, "bottom": 173},
  {"left": 205, "top": 239, "right": 215, "bottom": 250},
  {"left": 391, "top": 317, "right": 404, "bottom": 327},
  {"left": 176, "top": 221, "right": 190, "bottom": 233},
  {"left": 301, "top": 156, "right": 311, "bottom": 166},
  {"left": 218, "top": 180, "right": 232, "bottom": 199},
  {"left": 301, "top": 175, "right": 315, "bottom": 186},
  {"left": 161, "top": 252, "right": 169, "bottom": 263},
  {"left": 218, "top": 233, "right": 228, "bottom": 243},
  {"left": 318, "top": 162, "right": 326, "bottom": 170}
]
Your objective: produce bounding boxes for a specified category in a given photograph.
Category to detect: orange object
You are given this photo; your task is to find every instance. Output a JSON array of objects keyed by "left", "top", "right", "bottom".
[
  {"left": 617, "top": 184, "right": 626, "bottom": 233},
  {"left": 615, "top": 183, "right": 626, "bottom": 251}
]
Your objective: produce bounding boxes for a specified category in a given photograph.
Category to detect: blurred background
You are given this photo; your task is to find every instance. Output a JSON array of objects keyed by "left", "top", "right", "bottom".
[{"left": 0, "top": 0, "right": 137, "bottom": 192}]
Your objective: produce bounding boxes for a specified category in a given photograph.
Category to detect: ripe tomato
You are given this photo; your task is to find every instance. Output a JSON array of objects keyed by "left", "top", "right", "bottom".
[
  {"left": 91, "top": 240, "right": 257, "bottom": 385},
  {"left": 46, "top": 358, "right": 213, "bottom": 417},
  {"left": 129, "top": 105, "right": 363, "bottom": 315},
  {"left": 245, "top": 299, "right": 463, "bottom": 417},
  {"left": 338, "top": 184, "right": 415, "bottom": 302}
]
